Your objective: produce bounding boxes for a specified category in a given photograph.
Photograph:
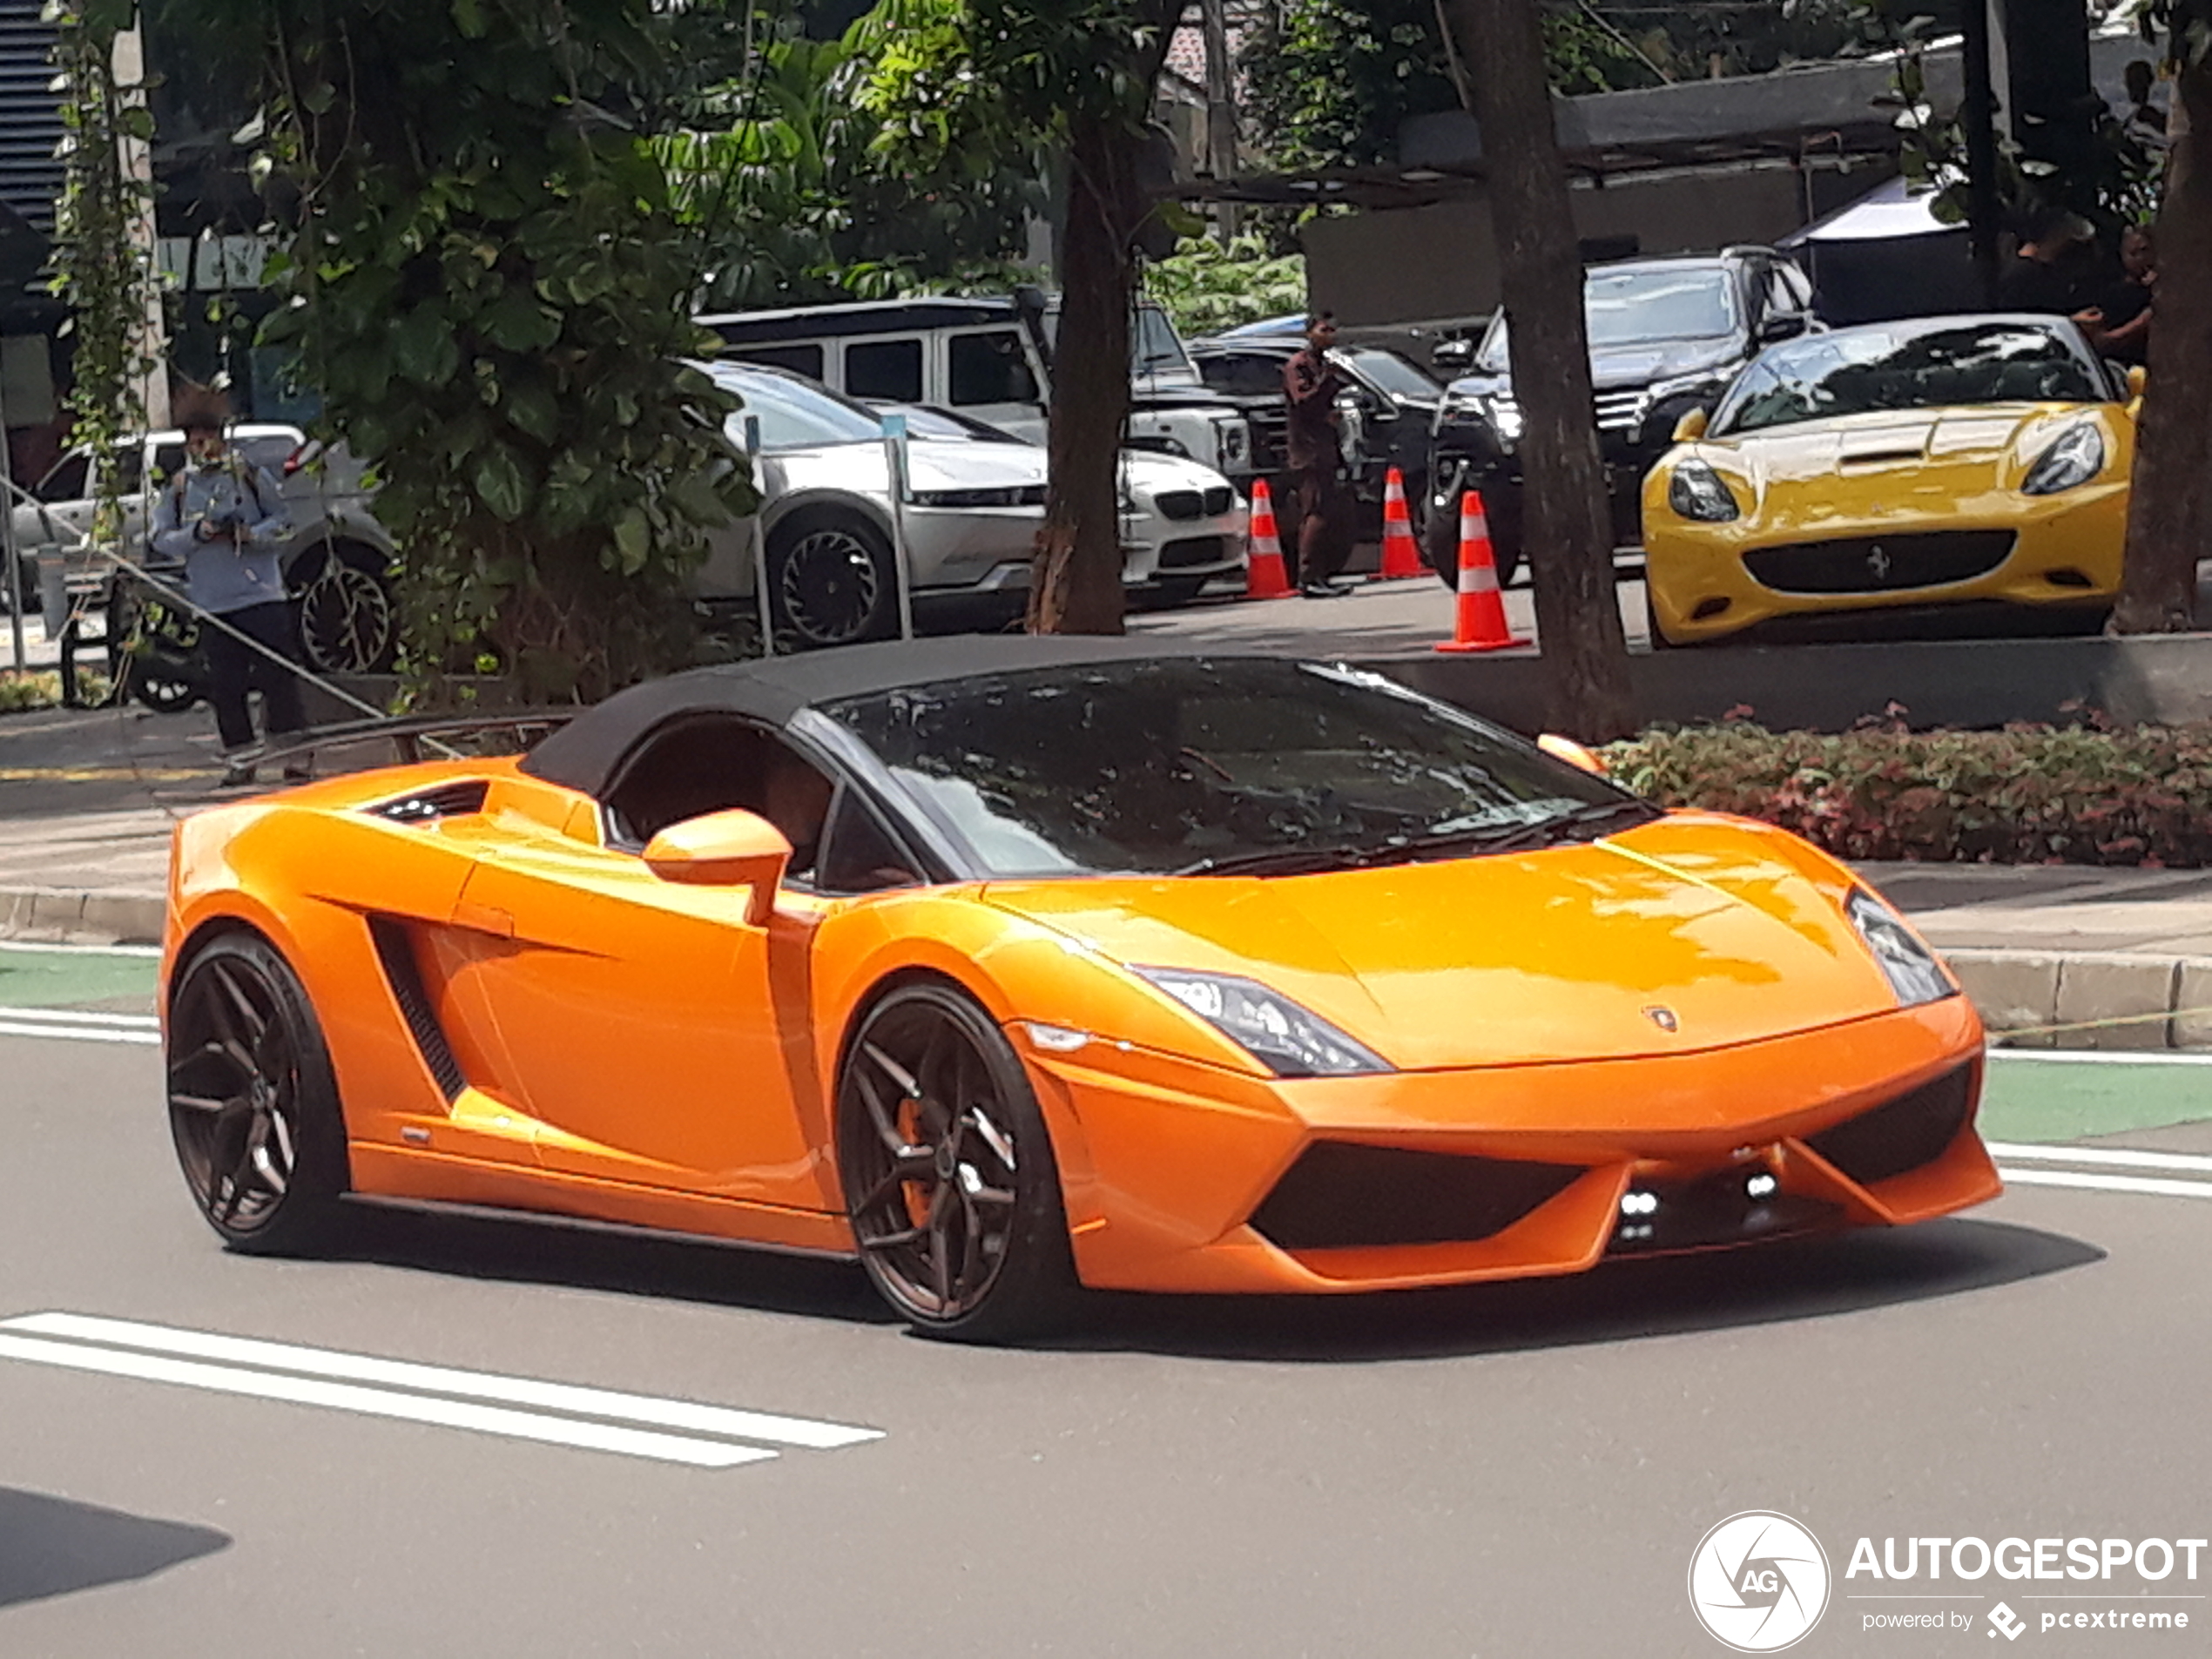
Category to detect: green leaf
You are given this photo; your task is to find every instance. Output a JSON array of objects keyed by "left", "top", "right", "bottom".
[
  {"left": 612, "top": 510, "right": 651, "bottom": 574},
  {"left": 452, "top": 0, "right": 489, "bottom": 38},
  {"left": 473, "top": 445, "right": 529, "bottom": 522},
  {"left": 502, "top": 376, "right": 561, "bottom": 443},
  {"left": 480, "top": 287, "right": 563, "bottom": 352},
  {"left": 394, "top": 306, "right": 461, "bottom": 387}
]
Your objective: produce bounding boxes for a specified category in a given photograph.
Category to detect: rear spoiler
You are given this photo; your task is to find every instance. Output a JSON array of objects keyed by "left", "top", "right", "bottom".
[{"left": 252, "top": 711, "right": 578, "bottom": 772}]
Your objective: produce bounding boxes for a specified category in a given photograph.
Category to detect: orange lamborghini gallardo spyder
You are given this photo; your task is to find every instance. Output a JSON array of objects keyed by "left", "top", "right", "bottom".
[{"left": 162, "top": 640, "right": 1999, "bottom": 1339}]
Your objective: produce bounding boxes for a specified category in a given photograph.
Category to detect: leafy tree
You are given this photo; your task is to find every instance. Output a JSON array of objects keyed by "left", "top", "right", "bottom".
[
  {"left": 197, "top": 0, "right": 755, "bottom": 702},
  {"left": 2115, "top": 0, "right": 2212, "bottom": 633},
  {"left": 1146, "top": 233, "right": 1305, "bottom": 335},
  {"left": 1443, "top": 0, "right": 1632, "bottom": 738}
]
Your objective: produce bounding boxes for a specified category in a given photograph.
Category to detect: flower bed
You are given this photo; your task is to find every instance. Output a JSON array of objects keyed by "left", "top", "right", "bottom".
[{"left": 1601, "top": 718, "right": 2212, "bottom": 867}]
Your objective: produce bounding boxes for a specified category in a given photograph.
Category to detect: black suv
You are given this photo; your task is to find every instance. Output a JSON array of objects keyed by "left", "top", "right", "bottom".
[{"left": 1424, "top": 248, "right": 1817, "bottom": 583}]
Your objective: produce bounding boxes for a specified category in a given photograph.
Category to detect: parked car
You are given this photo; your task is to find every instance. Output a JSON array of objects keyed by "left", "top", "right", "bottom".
[
  {"left": 872, "top": 403, "right": 1246, "bottom": 605},
  {"left": 1426, "top": 248, "right": 1818, "bottom": 585},
  {"left": 1188, "top": 336, "right": 1442, "bottom": 542},
  {"left": 6, "top": 423, "right": 399, "bottom": 674},
  {"left": 693, "top": 364, "right": 1243, "bottom": 647},
  {"left": 696, "top": 293, "right": 1259, "bottom": 494},
  {"left": 1642, "top": 314, "right": 2134, "bottom": 646}
]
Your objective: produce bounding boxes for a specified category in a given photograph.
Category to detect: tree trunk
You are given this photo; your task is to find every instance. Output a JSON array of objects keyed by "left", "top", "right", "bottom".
[
  {"left": 2114, "top": 57, "right": 2212, "bottom": 634},
  {"left": 1444, "top": 0, "right": 1635, "bottom": 739},
  {"left": 1028, "top": 112, "right": 1137, "bottom": 635}
]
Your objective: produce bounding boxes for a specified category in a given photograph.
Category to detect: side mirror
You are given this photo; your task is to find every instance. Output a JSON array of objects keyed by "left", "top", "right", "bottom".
[
  {"left": 2127, "top": 364, "right": 2148, "bottom": 401},
  {"left": 1537, "top": 733, "right": 1608, "bottom": 777},
  {"left": 1431, "top": 337, "right": 1474, "bottom": 374},
  {"left": 1757, "top": 311, "right": 1809, "bottom": 344},
  {"left": 1672, "top": 408, "right": 1710, "bottom": 444},
  {"left": 643, "top": 809, "right": 792, "bottom": 925}
]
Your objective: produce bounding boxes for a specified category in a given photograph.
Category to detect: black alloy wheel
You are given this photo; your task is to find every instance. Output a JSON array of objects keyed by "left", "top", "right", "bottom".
[
  {"left": 768, "top": 513, "right": 894, "bottom": 650},
  {"left": 167, "top": 933, "right": 349, "bottom": 1253},
  {"left": 835, "top": 982, "right": 1076, "bottom": 1341},
  {"left": 296, "top": 543, "right": 398, "bottom": 675}
]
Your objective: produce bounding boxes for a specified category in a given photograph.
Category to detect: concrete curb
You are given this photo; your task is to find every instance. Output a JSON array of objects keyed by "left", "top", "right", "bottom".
[
  {"left": 1946, "top": 948, "right": 2212, "bottom": 1052},
  {"left": 0, "top": 887, "right": 166, "bottom": 948},
  {"left": 4, "top": 884, "right": 2208, "bottom": 1050}
]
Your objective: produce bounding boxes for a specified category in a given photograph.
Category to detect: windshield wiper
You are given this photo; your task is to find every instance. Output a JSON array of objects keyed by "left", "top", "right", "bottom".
[
  {"left": 1172, "top": 844, "right": 1372, "bottom": 878},
  {"left": 1472, "top": 799, "right": 1658, "bottom": 853}
]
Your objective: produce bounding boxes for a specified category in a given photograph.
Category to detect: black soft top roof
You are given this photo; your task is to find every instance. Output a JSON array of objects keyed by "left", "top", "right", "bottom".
[{"left": 520, "top": 636, "right": 1207, "bottom": 799}]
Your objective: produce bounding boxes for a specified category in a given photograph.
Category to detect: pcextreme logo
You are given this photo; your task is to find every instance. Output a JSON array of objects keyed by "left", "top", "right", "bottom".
[{"left": 1689, "top": 1511, "right": 1832, "bottom": 1652}]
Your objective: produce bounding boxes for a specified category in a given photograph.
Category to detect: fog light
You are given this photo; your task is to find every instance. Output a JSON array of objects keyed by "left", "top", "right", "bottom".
[
  {"left": 1745, "top": 1171, "right": 1778, "bottom": 1200},
  {"left": 1621, "top": 1190, "right": 1660, "bottom": 1217}
]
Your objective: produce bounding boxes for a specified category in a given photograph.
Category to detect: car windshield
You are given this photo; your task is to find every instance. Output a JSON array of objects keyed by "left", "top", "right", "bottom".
[
  {"left": 1710, "top": 322, "right": 2106, "bottom": 435},
  {"left": 1478, "top": 268, "right": 1738, "bottom": 372},
  {"left": 713, "top": 368, "right": 883, "bottom": 450},
  {"left": 825, "top": 658, "right": 1632, "bottom": 879},
  {"left": 883, "top": 405, "right": 1030, "bottom": 444},
  {"left": 1348, "top": 349, "right": 1442, "bottom": 402}
]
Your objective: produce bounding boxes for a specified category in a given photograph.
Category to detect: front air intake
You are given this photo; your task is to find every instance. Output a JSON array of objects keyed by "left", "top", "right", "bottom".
[
  {"left": 1250, "top": 1143, "right": 1585, "bottom": 1252},
  {"left": 1804, "top": 1063, "right": 1974, "bottom": 1186}
]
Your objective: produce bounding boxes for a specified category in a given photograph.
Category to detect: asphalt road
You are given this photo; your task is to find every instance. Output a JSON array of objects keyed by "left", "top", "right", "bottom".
[{"left": 3, "top": 966, "right": 2209, "bottom": 1657}]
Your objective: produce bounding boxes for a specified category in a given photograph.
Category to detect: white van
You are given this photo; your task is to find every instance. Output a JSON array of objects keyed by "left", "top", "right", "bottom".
[{"left": 696, "top": 293, "right": 1257, "bottom": 489}]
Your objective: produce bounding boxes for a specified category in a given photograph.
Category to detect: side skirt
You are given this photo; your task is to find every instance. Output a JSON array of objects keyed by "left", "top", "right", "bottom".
[{"left": 348, "top": 1144, "right": 857, "bottom": 1259}]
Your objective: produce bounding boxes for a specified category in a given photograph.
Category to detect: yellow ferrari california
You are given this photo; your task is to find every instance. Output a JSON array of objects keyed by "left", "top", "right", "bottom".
[{"left": 1643, "top": 314, "right": 2137, "bottom": 645}]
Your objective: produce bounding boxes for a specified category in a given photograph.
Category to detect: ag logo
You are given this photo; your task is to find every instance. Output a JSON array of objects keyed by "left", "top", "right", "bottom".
[{"left": 1688, "top": 1511, "right": 1831, "bottom": 1652}]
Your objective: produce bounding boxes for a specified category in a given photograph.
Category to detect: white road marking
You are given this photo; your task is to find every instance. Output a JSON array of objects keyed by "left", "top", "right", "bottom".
[
  {"left": 0, "top": 1332, "right": 774, "bottom": 1467},
  {"left": 1986, "top": 1048, "right": 2212, "bottom": 1067},
  {"left": 1, "top": 1312, "right": 883, "bottom": 1451},
  {"left": 0, "top": 941, "right": 163, "bottom": 959},
  {"left": 0, "top": 1006, "right": 158, "bottom": 1028},
  {"left": 1987, "top": 1143, "right": 2212, "bottom": 1177},
  {"left": 1997, "top": 1168, "right": 2212, "bottom": 1202},
  {"left": 0, "top": 1019, "right": 158, "bottom": 1046}
]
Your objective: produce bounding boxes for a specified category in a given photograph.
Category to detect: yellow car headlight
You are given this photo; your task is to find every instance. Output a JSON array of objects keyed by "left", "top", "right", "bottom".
[
  {"left": 2021, "top": 423, "right": 2106, "bottom": 496},
  {"left": 1667, "top": 458, "right": 1741, "bottom": 523}
]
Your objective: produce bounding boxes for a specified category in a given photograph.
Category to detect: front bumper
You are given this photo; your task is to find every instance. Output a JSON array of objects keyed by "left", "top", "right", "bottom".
[
  {"left": 1015, "top": 995, "right": 1994, "bottom": 1295},
  {"left": 1643, "top": 482, "right": 2128, "bottom": 644}
]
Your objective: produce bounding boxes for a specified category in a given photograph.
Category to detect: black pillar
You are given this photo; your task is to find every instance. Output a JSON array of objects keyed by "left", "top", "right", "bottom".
[{"left": 2001, "top": 0, "right": 2099, "bottom": 217}]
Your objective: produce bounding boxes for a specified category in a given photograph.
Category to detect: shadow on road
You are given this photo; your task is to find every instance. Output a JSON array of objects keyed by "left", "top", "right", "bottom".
[
  {"left": 327, "top": 1204, "right": 2095, "bottom": 1362},
  {"left": 1059, "top": 1218, "right": 2103, "bottom": 1363},
  {"left": 334, "top": 1202, "right": 899, "bottom": 1326},
  {"left": 0, "top": 1487, "right": 229, "bottom": 1610}
]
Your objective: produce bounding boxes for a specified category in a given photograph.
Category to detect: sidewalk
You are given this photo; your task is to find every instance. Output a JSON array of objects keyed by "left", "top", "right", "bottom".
[{"left": 2, "top": 788, "right": 2207, "bottom": 1049}]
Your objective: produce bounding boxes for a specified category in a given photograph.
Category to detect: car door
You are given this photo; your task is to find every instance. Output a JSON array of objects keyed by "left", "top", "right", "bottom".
[
  {"left": 448, "top": 722, "right": 838, "bottom": 1212},
  {"left": 944, "top": 327, "right": 1048, "bottom": 443}
]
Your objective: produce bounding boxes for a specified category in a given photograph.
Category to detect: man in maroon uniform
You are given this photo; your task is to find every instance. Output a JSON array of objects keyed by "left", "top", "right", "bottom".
[{"left": 1281, "top": 312, "right": 1353, "bottom": 597}]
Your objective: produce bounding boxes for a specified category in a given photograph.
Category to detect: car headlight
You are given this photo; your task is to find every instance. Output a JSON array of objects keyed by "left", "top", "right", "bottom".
[
  {"left": 1439, "top": 391, "right": 1521, "bottom": 448},
  {"left": 1211, "top": 415, "right": 1248, "bottom": 467},
  {"left": 910, "top": 485, "right": 1048, "bottom": 508},
  {"left": 1130, "top": 967, "right": 1392, "bottom": 1077},
  {"left": 2021, "top": 423, "right": 2106, "bottom": 496},
  {"left": 1846, "top": 889, "right": 1955, "bottom": 1008},
  {"left": 1667, "top": 458, "right": 1741, "bottom": 523}
]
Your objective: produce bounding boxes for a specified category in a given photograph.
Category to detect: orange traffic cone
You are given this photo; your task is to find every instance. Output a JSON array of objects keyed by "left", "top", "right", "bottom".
[
  {"left": 1244, "top": 478, "right": 1294, "bottom": 600},
  {"left": 1434, "top": 490, "right": 1527, "bottom": 654},
  {"left": 1376, "top": 466, "right": 1422, "bottom": 579}
]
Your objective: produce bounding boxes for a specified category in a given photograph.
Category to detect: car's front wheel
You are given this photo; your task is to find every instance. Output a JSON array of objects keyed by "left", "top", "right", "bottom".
[
  {"left": 167, "top": 932, "right": 350, "bottom": 1254},
  {"left": 835, "top": 981, "right": 1076, "bottom": 1342},
  {"left": 766, "top": 511, "right": 896, "bottom": 651},
  {"left": 295, "top": 541, "right": 398, "bottom": 675}
]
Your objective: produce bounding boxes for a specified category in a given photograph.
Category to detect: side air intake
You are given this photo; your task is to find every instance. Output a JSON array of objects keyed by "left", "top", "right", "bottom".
[
  {"left": 369, "top": 780, "right": 490, "bottom": 824},
  {"left": 1250, "top": 1143, "right": 1585, "bottom": 1252},
  {"left": 1804, "top": 1063, "right": 1974, "bottom": 1186},
  {"left": 368, "top": 916, "right": 465, "bottom": 1102}
]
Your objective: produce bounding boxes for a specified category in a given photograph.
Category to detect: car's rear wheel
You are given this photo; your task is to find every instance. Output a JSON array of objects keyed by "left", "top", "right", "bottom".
[
  {"left": 767, "top": 511, "right": 896, "bottom": 651},
  {"left": 167, "top": 932, "right": 350, "bottom": 1254},
  {"left": 296, "top": 541, "right": 398, "bottom": 675},
  {"left": 835, "top": 981, "right": 1076, "bottom": 1342}
]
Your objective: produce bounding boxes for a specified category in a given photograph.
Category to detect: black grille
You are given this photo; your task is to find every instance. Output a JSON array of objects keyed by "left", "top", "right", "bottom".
[
  {"left": 1153, "top": 489, "right": 1203, "bottom": 522},
  {"left": 1743, "top": 531, "right": 2015, "bottom": 595},
  {"left": 1804, "top": 1064, "right": 1974, "bottom": 1186},
  {"left": 1203, "top": 485, "right": 1234, "bottom": 516},
  {"left": 1250, "top": 1142, "right": 1585, "bottom": 1252},
  {"left": 1244, "top": 406, "right": 1291, "bottom": 472},
  {"left": 370, "top": 779, "right": 490, "bottom": 824},
  {"left": 368, "top": 917, "right": 465, "bottom": 1102},
  {"left": 1158, "top": 536, "right": 1230, "bottom": 570}
]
